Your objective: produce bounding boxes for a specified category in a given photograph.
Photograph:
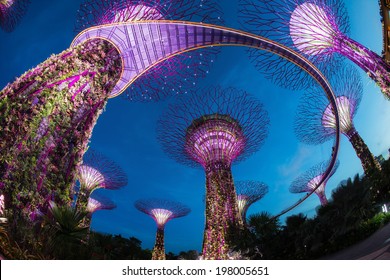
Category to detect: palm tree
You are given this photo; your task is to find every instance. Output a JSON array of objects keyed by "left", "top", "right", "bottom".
[
  {"left": 247, "top": 211, "right": 283, "bottom": 259},
  {"left": 43, "top": 202, "right": 88, "bottom": 259}
]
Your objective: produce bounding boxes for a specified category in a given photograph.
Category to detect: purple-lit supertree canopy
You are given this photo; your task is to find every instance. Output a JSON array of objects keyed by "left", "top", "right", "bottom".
[
  {"left": 295, "top": 64, "right": 382, "bottom": 178},
  {"left": 157, "top": 87, "right": 270, "bottom": 259},
  {"left": 0, "top": 38, "right": 122, "bottom": 222},
  {"left": 75, "top": 149, "right": 127, "bottom": 213},
  {"left": 290, "top": 161, "right": 339, "bottom": 206},
  {"left": 240, "top": 0, "right": 390, "bottom": 98},
  {"left": 75, "top": 0, "right": 223, "bottom": 102},
  {"left": 1, "top": 0, "right": 342, "bottom": 250},
  {"left": 85, "top": 194, "right": 116, "bottom": 229},
  {"left": 240, "top": 0, "right": 349, "bottom": 90},
  {"left": 235, "top": 181, "right": 268, "bottom": 224},
  {"left": 0, "top": 0, "right": 30, "bottom": 32},
  {"left": 134, "top": 198, "right": 190, "bottom": 260},
  {"left": 87, "top": 196, "right": 116, "bottom": 214}
]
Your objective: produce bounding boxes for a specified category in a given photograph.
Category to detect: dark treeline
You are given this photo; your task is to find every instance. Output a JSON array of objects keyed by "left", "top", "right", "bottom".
[
  {"left": 1, "top": 159, "right": 390, "bottom": 259},
  {"left": 230, "top": 157, "right": 390, "bottom": 259}
]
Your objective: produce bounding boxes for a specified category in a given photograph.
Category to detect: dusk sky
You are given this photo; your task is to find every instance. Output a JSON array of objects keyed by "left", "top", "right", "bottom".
[{"left": 1, "top": 0, "right": 390, "bottom": 254}]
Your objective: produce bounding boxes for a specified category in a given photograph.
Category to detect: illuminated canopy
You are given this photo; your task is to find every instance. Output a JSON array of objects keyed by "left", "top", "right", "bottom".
[
  {"left": 150, "top": 208, "right": 174, "bottom": 226},
  {"left": 322, "top": 96, "right": 354, "bottom": 134},
  {"left": 290, "top": 2, "right": 339, "bottom": 56},
  {"left": 185, "top": 114, "right": 245, "bottom": 167}
]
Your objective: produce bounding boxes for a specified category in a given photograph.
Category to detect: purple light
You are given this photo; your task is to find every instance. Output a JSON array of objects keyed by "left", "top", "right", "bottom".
[
  {"left": 134, "top": 199, "right": 190, "bottom": 260},
  {"left": 1, "top": 1, "right": 15, "bottom": 9},
  {"left": 307, "top": 175, "right": 326, "bottom": 194},
  {"left": 295, "top": 64, "right": 382, "bottom": 177},
  {"left": 78, "top": 149, "right": 128, "bottom": 191},
  {"left": 157, "top": 87, "right": 269, "bottom": 259},
  {"left": 322, "top": 96, "right": 354, "bottom": 135},
  {"left": 74, "top": 0, "right": 222, "bottom": 101},
  {"left": 185, "top": 114, "right": 245, "bottom": 167},
  {"left": 77, "top": 165, "right": 105, "bottom": 191},
  {"left": 134, "top": 198, "right": 190, "bottom": 228},
  {"left": 0, "top": 194, "right": 4, "bottom": 216},
  {"left": 158, "top": 87, "right": 269, "bottom": 169},
  {"left": 295, "top": 64, "right": 362, "bottom": 145},
  {"left": 150, "top": 208, "right": 174, "bottom": 226},
  {"left": 75, "top": 149, "right": 127, "bottom": 214},
  {"left": 238, "top": 0, "right": 349, "bottom": 90},
  {"left": 290, "top": 2, "right": 340, "bottom": 56},
  {"left": 235, "top": 181, "right": 268, "bottom": 223},
  {"left": 290, "top": 161, "right": 339, "bottom": 206},
  {"left": 87, "top": 196, "right": 116, "bottom": 213},
  {"left": 0, "top": 0, "right": 30, "bottom": 32},
  {"left": 0, "top": 38, "right": 122, "bottom": 219},
  {"left": 111, "top": 4, "right": 164, "bottom": 22},
  {"left": 240, "top": 0, "right": 390, "bottom": 98}
]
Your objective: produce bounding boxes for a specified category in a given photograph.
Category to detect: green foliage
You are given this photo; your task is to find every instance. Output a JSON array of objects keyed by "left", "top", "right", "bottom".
[
  {"left": 0, "top": 38, "right": 121, "bottom": 226},
  {"left": 231, "top": 158, "right": 390, "bottom": 259},
  {"left": 359, "top": 212, "right": 390, "bottom": 236},
  {"left": 43, "top": 203, "right": 89, "bottom": 259},
  {"left": 86, "top": 232, "right": 152, "bottom": 260}
]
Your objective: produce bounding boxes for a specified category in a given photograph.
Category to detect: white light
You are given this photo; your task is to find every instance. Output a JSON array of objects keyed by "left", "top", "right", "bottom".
[
  {"left": 290, "top": 3, "right": 336, "bottom": 56},
  {"left": 151, "top": 208, "right": 173, "bottom": 226},
  {"left": 237, "top": 194, "right": 248, "bottom": 217},
  {"left": 307, "top": 175, "right": 325, "bottom": 194},
  {"left": 1, "top": 0, "right": 15, "bottom": 9},
  {"left": 87, "top": 198, "right": 101, "bottom": 213},
  {"left": 78, "top": 165, "right": 105, "bottom": 190},
  {"left": 322, "top": 96, "right": 354, "bottom": 134},
  {"left": 0, "top": 194, "right": 4, "bottom": 216}
]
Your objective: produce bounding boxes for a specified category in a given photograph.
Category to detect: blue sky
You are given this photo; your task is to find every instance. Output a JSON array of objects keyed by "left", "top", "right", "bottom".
[{"left": 1, "top": 0, "right": 390, "bottom": 254}]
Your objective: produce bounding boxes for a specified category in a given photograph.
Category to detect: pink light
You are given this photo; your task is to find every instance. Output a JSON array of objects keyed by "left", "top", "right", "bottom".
[
  {"left": 1, "top": 0, "right": 15, "bottom": 9},
  {"left": 322, "top": 96, "right": 353, "bottom": 134},
  {"left": 185, "top": 115, "right": 245, "bottom": 167},
  {"left": 77, "top": 165, "right": 105, "bottom": 190},
  {"left": 86, "top": 197, "right": 115, "bottom": 213},
  {"left": 290, "top": 2, "right": 338, "bottom": 56},
  {"left": 86, "top": 198, "right": 102, "bottom": 213},
  {"left": 307, "top": 175, "right": 325, "bottom": 195},
  {"left": 0, "top": 194, "right": 4, "bottom": 216},
  {"left": 151, "top": 208, "right": 173, "bottom": 226},
  {"left": 113, "top": 4, "right": 164, "bottom": 22}
]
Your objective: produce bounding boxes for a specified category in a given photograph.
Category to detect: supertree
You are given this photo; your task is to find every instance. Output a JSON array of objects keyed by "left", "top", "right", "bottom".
[
  {"left": 85, "top": 194, "right": 116, "bottom": 229},
  {"left": 290, "top": 160, "right": 339, "bottom": 206},
  {"left": 0, "top": 0, "right": 30, "bottom": 32},
  {"left": 235, "top": 181, "right": 268, "bottom": 224},
  {"left": 74, "top": 0, "right": 223, "bottom": 102},
  {"left": 0, "top": 38, "right": 122, "bottom": 223},
  {"left": 157, "top": 87, "right": 270, "bottom": 259},
  {"left": 1, "top": 0, "right": 343, "bottom": 245},
  {"left": 134, "top": 198, "right": 190, "bottom": 260},
  {"left": 295, "top": 64, "right": 382, "bottom": 178},
  {"left": 239, "top": 0, "right": 390, "bottom": 98},
  {"left": 75, "top": 149, "right": 128, "bottom": 213},
  {"left": 87, "top": 196, "right": 116, "bottom": 214}
]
